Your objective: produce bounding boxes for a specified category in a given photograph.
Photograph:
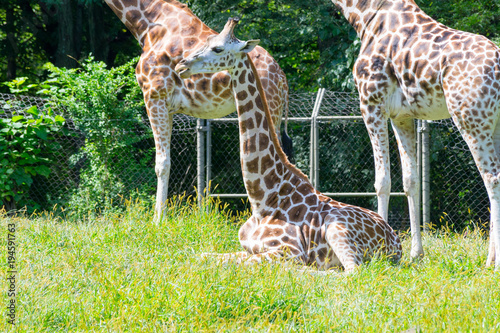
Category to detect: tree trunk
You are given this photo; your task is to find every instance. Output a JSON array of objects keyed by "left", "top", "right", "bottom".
[
  {"left": 55, "top": 0, "right": 77, "bottom": 68},
  {"left": 5, "top": 3, "right": 17, "bottom": 80},
  {"left": 88, "top": 2, "right": 109, "bottom": 62}
]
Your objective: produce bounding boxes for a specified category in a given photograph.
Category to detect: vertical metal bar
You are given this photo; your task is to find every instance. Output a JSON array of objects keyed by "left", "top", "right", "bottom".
[
  {"left": 206, "top": 119, "right": 212, "bottom": 196},
  {"left": 417, "top": 119, "right": 422, "bottom": 229},
  {"left": 197, "top": 118, "right": 206, "bottom": 205},
  {"left": 310, "top": 88, "right": 325, "bottom": 187},
  {"left": 422, "top": 120, "right": 431, "bottom": 232},
  {"left": 309, "top": 117, "right": 316, "bottom": 182},
  {"left": 314, "top": 118, "right": 320, "bottom": 187}
]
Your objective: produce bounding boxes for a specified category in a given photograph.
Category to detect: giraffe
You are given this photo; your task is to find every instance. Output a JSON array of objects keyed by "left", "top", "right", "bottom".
[
  {"left": 330, "top": 0, "right": 500, "bottom": 269},
  {"left": 175, "top": 17, "right": 402, "bottom": 272},
  {"left": 103, "top": 0, "right": 289, "bottom": 216}
]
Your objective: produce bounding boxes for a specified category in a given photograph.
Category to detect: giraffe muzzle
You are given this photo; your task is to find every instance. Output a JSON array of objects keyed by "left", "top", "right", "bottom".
[{"left": 175, "top": 60, "right": 191, "bottom": 79}]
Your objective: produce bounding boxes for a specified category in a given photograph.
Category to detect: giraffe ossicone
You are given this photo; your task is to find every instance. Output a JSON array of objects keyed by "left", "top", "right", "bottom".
[
  {"left": 176, "top": 17, "right": 402, "bottom": 272},
  {"left": 104, "top": 0, "right": 290, "bottom": 217},
  {"left": 332, "top": 0, "right": 500, "bottom": 270}
]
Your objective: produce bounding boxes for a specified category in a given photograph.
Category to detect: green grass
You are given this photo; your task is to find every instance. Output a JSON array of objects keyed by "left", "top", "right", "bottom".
[{"left": 1, "top": 196, "right": 500, "bottom": 332}]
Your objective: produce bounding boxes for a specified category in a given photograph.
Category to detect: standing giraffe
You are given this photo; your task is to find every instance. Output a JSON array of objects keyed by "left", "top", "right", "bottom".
[
  {"left": 175, "top": 18, "right": 402, "bottom": 272},
  {"left": 331, "top": 0, "right": 500, "bottom": 269},
  {"left": 104, "top": 0, "right": 289, "bottom": 215}
]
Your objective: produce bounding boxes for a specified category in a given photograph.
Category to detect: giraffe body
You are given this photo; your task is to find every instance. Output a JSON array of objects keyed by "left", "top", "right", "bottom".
[
  {"left": 176, "top": 18, "right": 402, "bottom": 271},
  {"left": 104, "top": 0, "right": 288, "bottom": 215},
  {"left": 333, "top": 0, "right": 500, "bottom": 269}
]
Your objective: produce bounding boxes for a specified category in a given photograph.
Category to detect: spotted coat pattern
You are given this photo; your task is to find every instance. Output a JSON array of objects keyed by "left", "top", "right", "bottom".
[
  {"left": 332, "top": 0, "right": 500, "bottom": 269},
  {"left": 104, "top": 0, "right": 289, "bottom": 215},
  {"left": 176, "top": 18, "right": 402, "bottom": 272}
]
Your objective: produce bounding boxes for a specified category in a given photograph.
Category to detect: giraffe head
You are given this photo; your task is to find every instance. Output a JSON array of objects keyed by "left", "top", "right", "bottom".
[{"left": 175, "top": 17, "right": 260, "bottom": 78}]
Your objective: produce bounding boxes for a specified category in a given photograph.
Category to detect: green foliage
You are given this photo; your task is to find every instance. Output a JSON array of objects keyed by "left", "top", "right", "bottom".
[
  {"left": 0, "top": 105, "right": 65, "bottom": 212},
  {"left": 2, "top": 77, "right": 39, "bottom": 95},
  {"left": 417, "top": 0, "right": 500, "bottom": 39},
  {"left": 186, "top": 0, "right": 358, "bottom": 92},
  {"left": 38, "top": 56, "right": 155, "bottom": 217}
]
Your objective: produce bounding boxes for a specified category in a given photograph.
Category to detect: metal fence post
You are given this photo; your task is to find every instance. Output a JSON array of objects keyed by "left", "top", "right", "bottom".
[
  {"left": 197, "top": 118, "right": 206, "bottom": 205},
  {"left": 421, "top": 120, "right": 431, "bottom": 231},
  {"left": 417, "top": 120, "right": 422, "bottom": 229},
  {"left": 310, "top": 88, "right": 325, "bottom": 187},
  {"left": 206, "top": 119, "right": 212, "bottom": 196}
]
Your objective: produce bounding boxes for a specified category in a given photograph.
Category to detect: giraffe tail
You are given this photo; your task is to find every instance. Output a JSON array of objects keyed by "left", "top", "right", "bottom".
[{"left": 281, "top": 86, "right": 295, "bottom": 163}]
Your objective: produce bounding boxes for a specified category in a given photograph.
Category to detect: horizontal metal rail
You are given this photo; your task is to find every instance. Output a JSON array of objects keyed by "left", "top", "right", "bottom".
[
  {"left": 209, "top": 192, "right": 406, "bottom": 198},
  {"left": 210, "top": 116, "right": 364, "bottom": 123}
]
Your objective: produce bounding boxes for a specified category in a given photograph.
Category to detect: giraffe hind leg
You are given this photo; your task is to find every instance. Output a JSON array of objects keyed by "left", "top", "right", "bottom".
[
  {"left": 485, "top": 118, "right": 500, "bottom": 267},
  {"left": 325, "top": 222, "right": 364, "bottom": 273},
  {"left": 450, "top": 107, "right": 500, "bottom": 270}
]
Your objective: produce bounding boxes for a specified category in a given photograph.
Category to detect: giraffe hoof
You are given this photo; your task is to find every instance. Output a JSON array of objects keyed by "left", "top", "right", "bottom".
[{"left": 410, "top": 250, "right": 424, "bottom": 262}]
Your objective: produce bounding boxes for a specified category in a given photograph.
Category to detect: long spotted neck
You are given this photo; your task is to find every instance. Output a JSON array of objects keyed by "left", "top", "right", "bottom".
[
  {"left": 104, "top": 0, "right": 194, "bottom": 47},
  {"left": 229, "top": 54, "right": 311, "bottom": 217},
  {"left": 335, "top": 0, "right": 420, "bottom": 41}
]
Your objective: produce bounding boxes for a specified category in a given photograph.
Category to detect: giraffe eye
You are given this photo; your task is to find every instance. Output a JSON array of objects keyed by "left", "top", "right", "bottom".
[{"left": 212, "top": 47, "right": 223, "bottom": 53}]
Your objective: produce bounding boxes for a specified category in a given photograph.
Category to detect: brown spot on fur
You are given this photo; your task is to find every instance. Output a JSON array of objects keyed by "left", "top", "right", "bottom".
[
  {"left": 220, "top": 87, "right": 232, "bottom": 99},
  {"left": 239, "top": 100, "right": 254, "bottom": 114},
  {"left": 279, "top": 182, "right": 292, "bottom": 196},
  {"left": 281, "top": 197, "right": 292, "bottom": 210},
  {"left": 237, "top": 90, "right": 248, "bottom": 101},
  {"left": 240, "top": 117, "right": 255, "bottom": 134},
  {"left": 248, "top": 84, "right": 257, "bottom": 96},
  {"left": 239, "top": 70, "right": 247, "bottom": 85},
  {"left": 263, "top": 227, "right": 284, "bottom": 239},
  {"left": 245, "top": 179, "right": 265, "bottom": 200},
  {"left": 248, "top": 71, "right": 256, "bottom": 84},
  {"left": 255, "top": 112, "right": 263, "bottom": 128},
  {"left": 265, "top": 191, "right": 279, "bottom": 208},
  {"left": 259, "top": 133, "right": 269, "bottom": 151},
  {"left": 197, "top": 78, "right": 210, "bottom": 92},
  {"left": 289, "top": 204, "right": 307, "bottom": 222},
  {"left": 260, "top": 154, "right": 274, "bottom": 173},
  {"left": 271, "top": 161, "right": 283, "bottom": 176},
  {"left": 243, "top": 134, "right": 257, "bottom": 154},
  {"left": 305, "top": 195, "right": 318, "bottom": 206},
  {"left": 264, "top": 170, "right": 280, "bottom": 190},
  {"left": 255, "top": 96, "right": 264, "bottom": 111},
  {"left": 246, "top": 157, "right": 259, "bottom": 173},
  {"left": 291, "top": 192, "right": 303, "bottom": 205},
  {"left": 285, "top": 225, "right": 297, "bottom": 237}
]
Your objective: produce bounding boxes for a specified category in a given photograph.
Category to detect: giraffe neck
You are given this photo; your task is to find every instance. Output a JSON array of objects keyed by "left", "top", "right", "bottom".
[
  {"left": 104, "top": 0, "right": 197, "bottom": 47},
  {"left": 335, "top": 0, "right": 421, "bottom": 41},
  {"left": 229, "top": 55, "right": 311, "bottom": 216}
]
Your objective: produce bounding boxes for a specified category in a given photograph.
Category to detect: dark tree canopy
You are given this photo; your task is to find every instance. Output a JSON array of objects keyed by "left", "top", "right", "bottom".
[{"left": 1, "top": 0, "right": 499, "bottom": 91}]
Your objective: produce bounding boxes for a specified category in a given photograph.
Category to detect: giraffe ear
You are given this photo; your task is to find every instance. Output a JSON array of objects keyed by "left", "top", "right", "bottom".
[{"left": 240, "top": 39, "right": 260, "bottom": 53}]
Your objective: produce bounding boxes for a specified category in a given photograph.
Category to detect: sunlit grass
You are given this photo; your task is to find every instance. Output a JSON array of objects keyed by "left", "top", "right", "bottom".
[{"left": 1, "top": 196, "right": 499, "bottom": 332}]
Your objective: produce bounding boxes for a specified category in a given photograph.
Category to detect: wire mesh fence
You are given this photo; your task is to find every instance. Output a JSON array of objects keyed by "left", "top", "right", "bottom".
[{"left": 0, "top": 92, "right": 490, "bottom": 231}]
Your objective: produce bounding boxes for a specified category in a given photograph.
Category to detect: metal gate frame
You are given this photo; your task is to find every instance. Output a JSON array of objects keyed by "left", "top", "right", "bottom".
[{"left": 196, "top": 89, "right": 432, "bottom": 230}]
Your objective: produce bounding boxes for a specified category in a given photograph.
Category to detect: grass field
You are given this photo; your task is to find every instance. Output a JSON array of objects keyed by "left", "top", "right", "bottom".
[{"left": 1, "top": 196, "right": 500, "bottom": 332}]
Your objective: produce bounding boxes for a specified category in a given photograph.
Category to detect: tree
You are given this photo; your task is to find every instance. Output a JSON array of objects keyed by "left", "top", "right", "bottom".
[{"left": 0, "top": 0, "right": 140, "bottom": 87}]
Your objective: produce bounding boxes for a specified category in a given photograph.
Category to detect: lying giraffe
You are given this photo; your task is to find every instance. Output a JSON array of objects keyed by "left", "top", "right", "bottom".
[
  {"left": 104, "top": 0, "right": 289, "bottom": 216},
  {"left": 175, "top": 18, "right": 402, "bottom": 272},
  {"left": 332, "top": 0, "right": 500, "bottom": 269}
]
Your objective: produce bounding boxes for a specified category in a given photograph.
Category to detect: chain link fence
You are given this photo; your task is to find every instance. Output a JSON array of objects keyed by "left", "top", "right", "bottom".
[{"left": 1, "top": 92, "right": 490, "bottom": 230}]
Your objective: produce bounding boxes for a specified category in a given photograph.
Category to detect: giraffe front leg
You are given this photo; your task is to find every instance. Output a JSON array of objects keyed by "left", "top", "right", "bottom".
[
  {"left": 391, "top": 118, "right": 424, "bottom": 259},
  {"left": 144, "top": 95, "right": 174, "bottom": 219},
  {"left": 200, "top": 250, "right": 285, "bottom": 265},
  {"left": 486, "top": 221, "right": 496, "bottom": 268},
  {"left": 361, "top": 103, "right": 391, "bottom": 222},
  {"left": 199, "top": 251, "right": 250, "bottom": 264}
]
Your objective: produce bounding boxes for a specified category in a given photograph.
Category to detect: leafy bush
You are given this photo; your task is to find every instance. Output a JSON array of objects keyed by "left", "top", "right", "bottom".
[
  {"left": 0, "top": 106, "right": 65, "bottom": 212},
  {"left": 39, "top": 56, "right": 156, "bottom": 217}
]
